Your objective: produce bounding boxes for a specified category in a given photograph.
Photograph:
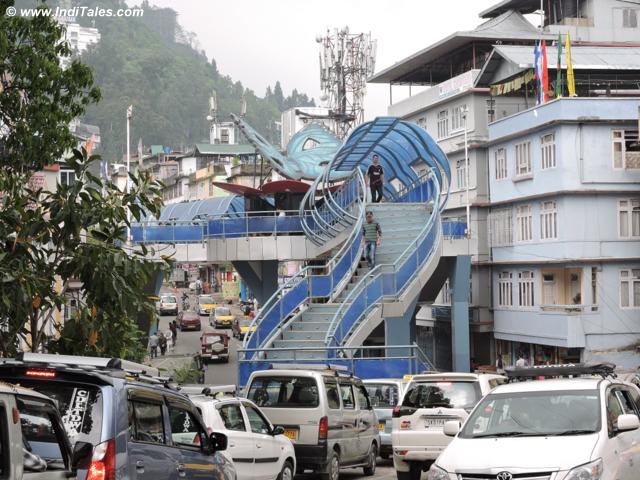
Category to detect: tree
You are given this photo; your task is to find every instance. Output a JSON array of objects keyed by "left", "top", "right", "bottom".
[{"left": 0, "top": 0, "right": 168, "bottom": 359}]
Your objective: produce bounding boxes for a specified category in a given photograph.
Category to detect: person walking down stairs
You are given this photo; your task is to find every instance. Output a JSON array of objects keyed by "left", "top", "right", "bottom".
[{"left": 362, "top": 211, "right": 382, "bottom": 268}]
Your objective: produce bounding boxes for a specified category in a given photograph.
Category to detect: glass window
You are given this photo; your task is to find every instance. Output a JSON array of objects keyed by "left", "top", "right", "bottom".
[
  {"left": 217, "top": 403, "right": 247, "bottom": 432},
  {"left": 129, "top": 401, "right": 165, "bottom": 444},
  {"left": 168, "top": 405, "right": 203, "bottom": 449},
  {"left": 518, "top": 271, "right": 535, "bottom": 307},
  {"left": 437, "top": 110, "right": 449, "bottom": 139},
  {"left": 248, "top": 376, "right": 319, "bottom": 408},
  {"left": 456, "top": 159, "right": 467, "bottom": 190},
  {"left": 340, "top": 384, "right": 355, "bottom": 409},
  {"left": 356, "top": 386, "right": 371, "bottom": 410},
  {"left": 451, "top": 105, "right": 467, "bottom": 132},
  {"left": 612, "top": 129, "right": 640, "bottom": 169},
  {"left": 18, "top": 396, "right": 69, "bottom": 472},
  {"left": 540, "top": 201, "right": 557, "bottom": 240},
  {"left": 325, "top": 381, "right": 341, "bottom": 409},
  {"left": 365, "top": 383, "right": 400, "bottom": 408},
  {"left": 243, "top": 404, "right": 271, "bottom": 435},
  {"left": 403, "top": 381, "right": 481, "bottom": 410},
  {"left": 623, "top": 8, "right": 638, "bottom": 28},
  {"left": 498, "top": 272, "right": 513, "bottom": 307},
  {"left": 541, "top": 133, "right": 556, "bottom": 169},
  {"left": 516, "top": 205, "right": 533, "bottom": 242},
  {"left": 607, "top": 390, "right": 625, "bottom": 434},
  {"left": 199, "top": 295, "right": 215, "bottom": 304},
  {"left": 215, "top": 307, "right": 231, "bottom": 316},
  {"left": 618, "top": 198, "right": 640, "bottom": 239},
  {"left": 615, "top": 390, "right": 639, "bottom": 416},
  {"left": 515, "top": 141, "right": 532, "bottom": 177},
  {"left": 460, "top": 390, "right": 600, "bottom": 438},
  {"left": 495, "top": 148, "right": 507, "bottom": 180},
  {"left": 18, "top": 380, "right": 103, "bottom": 445},
  {"left": 620, "top": 269, "right": 640, "bottom": 308},
  {"left": 489, "top": 208, "right": 513, "bottom": 247}
]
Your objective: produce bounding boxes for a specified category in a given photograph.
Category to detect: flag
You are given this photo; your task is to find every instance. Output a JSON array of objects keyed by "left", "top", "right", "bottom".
[
  {"left": 137, "top": 137, "right": 143, "bottom": 166},
  {"left": 85, "top": 134, "right": 95, "bottom": 156},
  {"left": 556, "top": 34, "right": 563, "bottom": 98},
  {"left": 541, "top": 40, "right": 549, "bottom": 103},
  {"left": 566, "top": 33, "right": 576, "bottom": 97},
  {"left": 534, "top": 43, "right": 543, "bottom": 105}
]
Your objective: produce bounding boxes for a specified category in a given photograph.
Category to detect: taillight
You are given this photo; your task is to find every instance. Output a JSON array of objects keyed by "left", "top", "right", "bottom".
[
  {"left": 318, "top": 416, "right": 329, "bottom": 441},
  {"left": 392, "top": 406, "right": 401, "bottom": 417},
  {"left": 400, "top": 421, "right": 412, "bottom": 430},
  {"left": 392, "top": 405, "right": 416, "bottom": 418},
  {"left": 86, "top": 439, "right": 115, "bottom": 480},
  {"left": 26, "top": 369, "right": 56, "bottom": 378}
]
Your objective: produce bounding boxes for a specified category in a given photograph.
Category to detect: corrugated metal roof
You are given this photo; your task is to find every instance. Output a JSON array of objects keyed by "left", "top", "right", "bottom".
[
  {"left": 195, "top": 144, "right": 256, "bottom": 155},
  {"left": 479, "top": 0, "right": 539, "bottom": 19},
  {"left": 157, "top": 196, "right": 244, "bottom": 222},
  {"left": 369, "top": 10, "right": 548, "bottom": 84}
]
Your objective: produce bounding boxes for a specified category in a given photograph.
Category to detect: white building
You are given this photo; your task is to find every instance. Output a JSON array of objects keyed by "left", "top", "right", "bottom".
[
  {"left": 280, "top": 107, "right": 334, "bottom": 149},
  {"left": 58, "top": 16, "right": 100, "bottom": 68}
]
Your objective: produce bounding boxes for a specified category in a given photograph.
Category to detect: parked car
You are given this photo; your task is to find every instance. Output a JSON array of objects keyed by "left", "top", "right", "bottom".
[
  {"left": 0, "top": 382, "right": 93, "bottom": 479},
  {"left": 231, "top": 316, "right": 255, "bottom": 339},
  {"left": 246, "top": 366, "right": 379, "bottom": 480},
  {"left": 201, "top": 331, "right": 230, "bottom": 363},
  {"left": 364, "top": 379, "right": 405, "bottom": 459},
  {"left": 392, "top": 372, "right": 506, "bottom": 480},
  {"left": 198, "top": 294, "right": 217, "bottom": 316},
  {"left": 428, "top": 363, "right": 640, "bottom": 480},
  {"left": 184, "top": 387, "right": 296, "bottom": 480},
  {"left": 0, "top": 353, "right": 235, "bottom": 480},
  {"left": 178, "top": 310, "right": 202, "bottom": 331},
  {"left": 211, "top": 306, "right": 234, "bottom": 328},
  {"left": 157, "top": 294, "right": 179, "bottom": 316}
]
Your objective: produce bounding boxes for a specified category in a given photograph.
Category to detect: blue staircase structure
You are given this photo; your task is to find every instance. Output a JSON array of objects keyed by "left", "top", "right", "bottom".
[{"left": 238, "top": 117, "right": 451, "bottom": 385}]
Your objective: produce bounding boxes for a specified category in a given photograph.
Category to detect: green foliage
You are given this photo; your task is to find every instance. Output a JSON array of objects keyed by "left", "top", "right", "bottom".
[
  {"left": 0, "top": 1, "right": 169, "bottom": 359},
  {"left": 172, "top": 363, "right": 204, "bottom": 384}
]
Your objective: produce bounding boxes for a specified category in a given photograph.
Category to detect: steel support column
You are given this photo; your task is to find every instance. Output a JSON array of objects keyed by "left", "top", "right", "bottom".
[
  {"left": 232, "top": 260, "right": 279, "bottom": 306},
  {"left": 450, "top": 255, "right": 471, "bottom": 372},
  {"left": 384, "top": 297, "right": 418, "bottom": 357}
]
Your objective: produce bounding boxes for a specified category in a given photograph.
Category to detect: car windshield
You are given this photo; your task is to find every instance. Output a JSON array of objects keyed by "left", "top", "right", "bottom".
[
  {"left": 202, "top": 335, "right": 223, "bottom": 344},
  {"left": 199, "top": 296, "right": 214, "bottom": 304},
  {"left": 162, "top": 296, "right": 177, "bottom": 303},
  {"left": 365, "top": 383, "right": 399, "bottom": 408},
  {"left": 402, "top": 381, "right": 480, "bottom": 410},
  {"left": 247, "top": 376, "right": 319, "bottom": 408},
  {"left": 216, "top": 307, "right": 231, "bottom": 316},
  {"left": 17, "top": 380, "right": 103, "bottom": 445},
  {"left": 459, "top": 390, "right": 601, "bottom": 438}
]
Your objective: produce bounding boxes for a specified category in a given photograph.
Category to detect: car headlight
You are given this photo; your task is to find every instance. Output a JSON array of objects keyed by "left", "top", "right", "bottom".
[
  {"left": 426, "top": 464, "right": 449, "bottom": 480},
  {"left": 565, "top": 459, "right": 603, "bottom": 480}
]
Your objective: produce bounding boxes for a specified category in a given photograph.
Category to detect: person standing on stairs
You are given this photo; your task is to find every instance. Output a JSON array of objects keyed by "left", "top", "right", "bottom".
[
  {"left": 366, "top": 154, "right": 384, "bottom": 203},
  {"left": 362, "top": 211, "right": 382, "bottom": 268}
]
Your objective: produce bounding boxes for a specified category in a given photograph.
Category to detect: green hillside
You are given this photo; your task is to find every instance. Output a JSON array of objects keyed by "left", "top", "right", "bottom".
[{"left": 17, "top": 0, "right": 314, "bottom": 161}]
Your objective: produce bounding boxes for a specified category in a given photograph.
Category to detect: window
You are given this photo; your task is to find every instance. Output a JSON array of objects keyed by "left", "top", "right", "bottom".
[
  {"left": 340, "top": 384, "right": 355, "bottom": 409},
  {"left": 217, "top": 403, "right": 247, "bottom": 432},
  {"left": 518, "top": 271, "right": 535, "bottom": 307},
  {"left": 489, "top": 208, "right": 513, "bottom": 247},
  {"left": 402, "top": 382, "right": 481, "bottom": 410},
  {"left": 498, "top": 272, "right": 513, "bottom": 307},
  {"left": 486, "top": 99, "right": 496, "bottom": 123},
  {"left": 220, "top": 128, "right": 229, "bottom": 144},
  {"left": 516, "top": 205, "right": 533, "bottom": 242},
  {"left": 456, "top": 159, "right": 467, "bottom": 189},
  {"left": 592, "top": 267, "right": 599, "bottom": 309},
  {"left": 441, "top": 279, "right": 451, "bottom": 304},
  {"left": 620, "top": 269, "right": 640, "bottom": 308},
  {"left": 612, "top": 130, "right": 640, "bottom": 169},
  {"left": 619, "top": 199, "right": 640, "bottom": 238},
  {"left": 437, "top": 110, "right": 449, "bottom": 139},
  {"left": 541, "top": 133, "right": 556, "bottom": 169},
  {"left": 247, "top": 376, "right": 319, "bottom": 408},
  {"left": 606, "top": 389, "right": 625, "bottom": 435},
  {"left": 416, "top": 117, "right": 427, "bottom": 130},
  {"left": 243, "top": 404, "right": 272, "bottom": 435},
  {"left": 59, "top": 170, "right": 76, "bottom": 186},
  {"left": 168, "top": 405, "right": 204, "bottom": 449},
  {"left": 623, "top": 8, "right": 638, "bottom": 28},
  {"left": 365, "top": 383, "right": 399, "bottom": 408},
  {"left": 128, "top": 401, "right": 165, "bottom": 444},
  {"left": 515, "top": 141, "right": 532, "bottom": 177},
  {"left": 495, "top": 148, "right": 507, "bottom": 180},
  {"left": 325, "top": 381, "right": 341, "bottom": 409},
  {"left": 451, "top": 105, "right": 467, "bottom": 132},
  {"left": 356, "top": 385, "right": 371, "bottom": 410},
  {"left": 540, "top": 201, "right": 557, "bottom": 239}
]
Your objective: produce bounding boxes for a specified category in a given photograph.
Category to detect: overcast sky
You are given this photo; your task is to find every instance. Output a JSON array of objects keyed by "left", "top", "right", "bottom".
[{"left": 138, "top": 0, "right": 532, "bottom": 119}]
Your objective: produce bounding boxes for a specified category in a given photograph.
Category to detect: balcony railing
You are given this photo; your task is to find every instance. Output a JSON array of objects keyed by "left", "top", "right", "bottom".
[{"left": 540, "top": 304, "right": 599, "bottom": 313}]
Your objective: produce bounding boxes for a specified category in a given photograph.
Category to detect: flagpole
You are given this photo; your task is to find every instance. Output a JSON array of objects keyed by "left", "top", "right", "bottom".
[
  {"left": 126, "top": 105, "right": 132, "bottom": 243},
  {"left": 540, "top": 0, "right": 544, "bottom": 33}
]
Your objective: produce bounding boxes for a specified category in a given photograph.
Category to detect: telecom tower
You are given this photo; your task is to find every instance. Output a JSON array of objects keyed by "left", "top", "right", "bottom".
[{"left": 316, "top": 27, "right": 377, "bottom": 139}]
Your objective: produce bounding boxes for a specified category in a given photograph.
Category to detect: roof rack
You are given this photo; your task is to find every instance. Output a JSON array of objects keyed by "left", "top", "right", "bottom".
[
  {"left": 179, "top": 384, "right": 237, "bottom": 397},
  {"left": 17, "top": 352, "right": 121, "bottom": 369},
  {"left": 268, "top": 363, "right": 351, "bottom": 376},
  {"left": 506, "top": 362, "right": 616, "bottom": 380}
]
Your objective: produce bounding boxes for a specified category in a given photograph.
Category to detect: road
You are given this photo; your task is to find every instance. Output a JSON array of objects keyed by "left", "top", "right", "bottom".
[{"left": 149, "top": 290, "right": 405, "bottom": 480}]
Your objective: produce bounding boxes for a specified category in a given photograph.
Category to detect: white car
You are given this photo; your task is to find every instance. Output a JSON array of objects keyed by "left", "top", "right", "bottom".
[
  {"left": 392, "top": 372, "right": 506, "bottom": 480},
  {"left": 157, "top": 294, "right": 178, "bottom": 315},
  {"left": 187, "top": 390, "right": 296, "bottom": 480},
  {"left": 428, "top": 363, "right": 640, "bottom": 480}
]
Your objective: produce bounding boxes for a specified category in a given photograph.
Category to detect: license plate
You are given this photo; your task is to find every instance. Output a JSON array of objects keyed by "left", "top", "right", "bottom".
[
  {"left": 424, "top": 418, "right": 447, "bottom": 428},
  {"left": 378, "top": 422, "right": 385, "bottom": 431},
  {"left": 283, "top": 429, "right": 298, "bottom": 440}
]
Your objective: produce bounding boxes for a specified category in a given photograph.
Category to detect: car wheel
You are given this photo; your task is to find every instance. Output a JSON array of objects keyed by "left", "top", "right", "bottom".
[
  {"left": 363, "top": 443, "right": 377, "bottom": 476},
  {"left": 320, "top": 450, "right": 340, "bottom": 480},
  {"left": 396, "top": 463, "right": 422, "bottom": 480},
  {"left": 278, "top": 461, "right": 294, "bottom": 480}
]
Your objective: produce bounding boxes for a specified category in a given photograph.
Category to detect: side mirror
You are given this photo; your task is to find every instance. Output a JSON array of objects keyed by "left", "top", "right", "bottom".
[
  {"left": 443, "top": 420, "right": 461, "bottom": 437},
  {"left": 209, "top": 432, "right": 228, "bottom": 453},
  {"left": 616, "top": 414, "right": 640, "bottom": 432},
  {"left": 71, "top": 441, "right": 93, "bottom": 471},
  {"left": 272, "top": 426, "right": 285, "bottom": 436}
]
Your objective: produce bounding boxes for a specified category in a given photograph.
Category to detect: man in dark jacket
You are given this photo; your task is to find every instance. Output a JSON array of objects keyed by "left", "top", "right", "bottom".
[{"left": 366, "top": 154, "right": 384, "bottom": 203}]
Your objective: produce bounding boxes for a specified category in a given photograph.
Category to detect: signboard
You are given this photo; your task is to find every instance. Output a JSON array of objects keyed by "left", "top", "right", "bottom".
[
  {"left": 222, "top": 281, "right": 240, "bottom": 300},
  {"left": 439, "top": 70, "right": 474, "bottom": 99}
]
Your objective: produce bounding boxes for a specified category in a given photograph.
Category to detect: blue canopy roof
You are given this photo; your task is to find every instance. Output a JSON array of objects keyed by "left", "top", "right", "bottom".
[{"left": 156, "top": 196, "right": 244, "bottom": 222}]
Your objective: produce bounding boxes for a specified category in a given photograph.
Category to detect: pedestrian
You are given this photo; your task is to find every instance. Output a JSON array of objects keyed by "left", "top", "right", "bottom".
[
  {"left": 516, "top": 353, "right": 527, "bottom": 368},
  {"left": 195, "top": 279, "right": 202, "bottom": 296},
  {"left": 366, "top": 154, "right": 384, "bottom": 203},
  {"left": 362, "top": 211, "right": 382, "bottom": 268},
  {"left": 204, "top": 281, "right": 210, "bottom": 294},
  {"left": 170, "top": 321, "right": 178, "bottom": 347},
  {"left": 496, "top": 354, "right": 505, "bottom": 374},
  {"left": 164, "top": 328, "right": 174, "bottom": 352},
  {"left": 148, "top": 332, "right": 159, "bottom": 359},
  {"left": 158, "top": 331, "right": 167, "bottom": 356},
  {"left": 253, "top": 297, "right": 258, "bottom": 313}
]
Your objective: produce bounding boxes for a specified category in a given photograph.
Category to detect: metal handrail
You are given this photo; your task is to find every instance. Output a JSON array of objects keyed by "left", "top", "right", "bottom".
[
  {"left": 324, "top": 172, "right": 442, "bottom": 348},
  {"left": 241, "top": 169, "right": 367, "bottom": 355}
]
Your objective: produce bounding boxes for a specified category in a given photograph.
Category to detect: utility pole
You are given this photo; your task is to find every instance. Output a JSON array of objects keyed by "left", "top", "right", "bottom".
[
  {"left": 126, "top": 104, "right": 133, "bottom": 243},
  {"left": 463, "top": 107, "right": 470, "bottom": 239}
]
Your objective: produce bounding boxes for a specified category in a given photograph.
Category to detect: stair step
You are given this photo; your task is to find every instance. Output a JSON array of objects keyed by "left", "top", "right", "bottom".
[
  {"left": 282, "top": 330, "right": 327, "bottom": 341},
  {"left": 272, "top": 339, "right": 325, "bottom": 349},
  {"left": 266, "top": 349, "right": 324, "bottom": 360},
  {"left": 289, "top": 321, "right": 331, "bottom": 330}
]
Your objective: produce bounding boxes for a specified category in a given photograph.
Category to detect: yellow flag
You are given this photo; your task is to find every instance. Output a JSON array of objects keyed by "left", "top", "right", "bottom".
[{"left": 566, "top": 33, "right": 576, "bottom": 97}]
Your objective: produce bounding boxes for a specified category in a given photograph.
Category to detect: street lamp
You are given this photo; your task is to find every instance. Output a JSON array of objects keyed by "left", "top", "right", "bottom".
[{"left": 462, "top": 106, "right": 470, "bottom": 239}]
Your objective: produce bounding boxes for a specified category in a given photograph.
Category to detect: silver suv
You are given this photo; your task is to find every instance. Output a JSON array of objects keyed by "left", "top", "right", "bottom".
[{"left": 246, "top": 366, "right": 380, "bottom": 480}]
